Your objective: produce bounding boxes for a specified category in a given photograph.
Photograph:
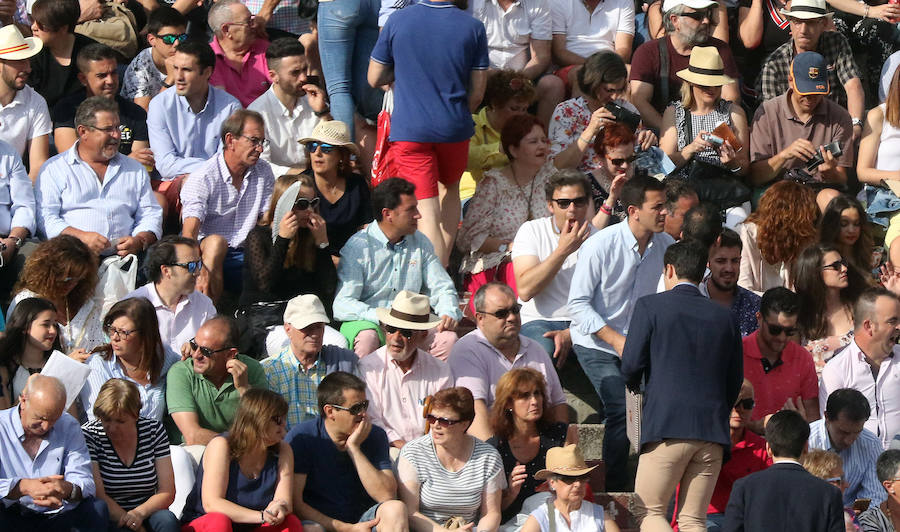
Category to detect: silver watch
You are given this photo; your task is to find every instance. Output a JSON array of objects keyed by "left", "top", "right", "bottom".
[{"left": 317, "top": 241, "right": 330, "bottom": 250}]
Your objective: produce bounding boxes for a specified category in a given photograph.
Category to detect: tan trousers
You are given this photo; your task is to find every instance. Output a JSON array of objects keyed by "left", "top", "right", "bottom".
[{"left": 633, "top": 439, "right": 723, "bottom": 532}]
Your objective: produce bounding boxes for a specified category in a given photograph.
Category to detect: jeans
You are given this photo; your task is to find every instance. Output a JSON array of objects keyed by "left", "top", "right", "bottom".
[
  {"left": 0, "top": 496, "right": 109, "bottom": 531},
  {"left": 573, "top": 344, "right": 629, "bottom": 491},
  {"left": 110, "top": 509, "right": 181, "bottom": 532},
  {"left": 520, "top": 320, "right": 570, "bottom": 359},
  {"left": 318, "top": 0, "right": 384, "bottom": 137}
]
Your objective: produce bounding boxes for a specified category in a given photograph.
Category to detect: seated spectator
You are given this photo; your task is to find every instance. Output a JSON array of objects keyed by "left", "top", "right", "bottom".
[
  {"left": 858, "top": 449, "right": 900, "bottom": 531},
  {"left": 487, "top": 368, "right": 577, "bottom": 525},
  {"left": 755, "top": 0, "right": 863, "bottom": 129},
  {"left": 360, "top": 290, "right": 453, "bottom": 452},
  {"left": 180, "top": 109, "right": 275, "bottom": 303},
  {"left": 82, "top": 378, "right": 179, "bottom": 532},
  {"left": 300, "top": 120, "right": 374, "bottom": 254},
  {"left": 458, "top": 114, "right": 555, "bottom": 311},
  {"left": 120, "top": 6, "right": 187, "bottom": 111},
  {"left": 288, "top": 371, "right": 407, "bottom": 532},
  {"left": 181, "top": 389, "right": 302, "bottom": 532},
  {"left": 818, "top": 195, "right": 874, "bottom": 283},
  {"left": 645, "top": 0, "right": 729, "bottom": 42},
  {"left": 36, "top": 97, "right": 163, "bottom": 257},
  {"left": 0, "top": 139, "right": 36, "bottom": 299},
  {"left": 80, "top": 298, "right": 181, "bottom": 423},
  {"left": 239, "top": 174, "right": 335, "bottom": 357},
  {"left": 28, "top": 0, "right": 98, "bottom": 108},
  {"left": 249, "top": 38, "right": 329, "bottom": 178},
  {"left": 801, "top": 449, "right": 861, "bottom": 532},
  {"left": 587, "top": 123, "right": 638, "bottom": 228},
  {"left": 512, "top": 169, "right": 596, "bottom": 362},
  {"left": 628, "top": 0, "right": 740, "bottom": 131},
  {"left": 793, "top": 244, "right": 866, "bottom": 370},
  {"left": 9, "top": 235, "right": 101, "bottom": 352},
  {"left": 550, "top": 0, "right": 635, "bottom": 80},
  {"left": 206, "top": 0, "right": 270, "bottom": 107},
  {"left": 521, "top": 445, "right": 620, "bottom": 532},
  {"left": 0, "top": 375, "right": 105, "bottom": 529},
  {"left": 334, "top": 178, "right": 461, "bottom": 358},
  {"left": 0, "top": 25, "right": 50, "bottom": 182},
  {"left": 749, "top": 51, "right": 854, "bottom": 187},
  {"left": 663, "top": 179, "right": 699, "bottom": 240},
  {"left": 701, "top": 228, "right": 762, "bottom": 336},
  {"left": 735, "top": 0, "right": 791, "bottom": 106},
  {"left": 738, "top": 181, "right": 818, "bottom": 293},
  {"left": 128, "top": 235, "right": 217, "bottom": 356},
  {"left": 262, "top": 294, "right": 357, "bottom": 429},
  {"left": 820, "top": 287, "right": 900, "bottom": 449},
  {"left": 809, "top": 389, "right": 885, "bottom": 507},
  {"left": 165, "top": 316, "right": 267, "bottom": 446},
  {"left": 451, "top": 282, "right": 567, "bottom": 441},
  {"left": 398, "top": 386, "right": 504, "bottom": 532},
  {"left": 0, "top": 298, "right": 64, "bottom": 409},
  {"left": 743, "top": 287, "right": 820, "bottom": 433},
  {"left": 462, "top": 72, "right": 536, "bottom": 205}
]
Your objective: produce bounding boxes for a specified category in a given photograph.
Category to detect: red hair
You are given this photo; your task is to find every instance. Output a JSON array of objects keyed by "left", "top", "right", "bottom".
[
  {"left": 594, "top": 122, "right": 635, "bottom": 156},
  {"left": 501, "top": 114, "right": 546, "bottom": 159}
]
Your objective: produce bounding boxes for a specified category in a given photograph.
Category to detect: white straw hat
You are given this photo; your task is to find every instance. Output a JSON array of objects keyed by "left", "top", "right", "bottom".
[
  {"left": 0, "top": 25, "right": 43, "bottom": 61},
  {"left": 298, "top": 120, "right": 360, "bottom": 156},
  {"left": 376, "top": 290, "right": 441, "bottom": 330}
]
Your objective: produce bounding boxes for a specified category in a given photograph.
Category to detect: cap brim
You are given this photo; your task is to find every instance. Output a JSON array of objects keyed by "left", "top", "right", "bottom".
[
  {"left": 793, "top": 85, "right": 829, "bottom": 96},
  {"left": 676, "top": 68, "right": 735, "bottom": 87},
  {"left": 534, "top": 464, "right": 598, "bottom": 481},
  {"left": 286, "top": 314, "right": 330, "bottom": 330},
  {"left": 375, "top": 307, "right": 441, "bottom": 330},
  {"left": 0, "top": 37, "right": 42, "bottom": 60}
]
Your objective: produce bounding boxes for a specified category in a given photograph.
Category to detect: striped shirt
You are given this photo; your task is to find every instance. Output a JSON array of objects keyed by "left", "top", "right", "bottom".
[
  {"left": 398, "top": 434, "right": 505, "bottom": 524},
  {"left": 808, "top": 418, "right": 885, "bottom": 507},
  {"left": 82, "top": 417, "right": 170, "bottom": 511}
]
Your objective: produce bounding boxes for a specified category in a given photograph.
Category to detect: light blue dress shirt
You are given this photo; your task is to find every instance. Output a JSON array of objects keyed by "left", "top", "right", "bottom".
[
  {"left": 0, "top": 406, "right": 95, "bottom": 513},
  {"left": 567, "top": 221, "right": 674, "bottom": 355},
  {"left": 147, "top": 85, "right": 242, "bottom": 180},
  {"left": 35, "top": 143, "right": 163, "bottom": 241},
  {"left": 334, "top": 222, "right": 462, "bottom": 323},
  {"left": 809, "top": 418, "right": 885, "bottom": 507},
  {"left": 0, "top": 140, "right": 35, "bottom": 236}
]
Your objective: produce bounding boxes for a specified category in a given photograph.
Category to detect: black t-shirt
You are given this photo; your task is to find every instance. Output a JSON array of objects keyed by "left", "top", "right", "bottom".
[
  {"left": 51, "top": 90, "right": 149, "bottom": 155},
  {"left": 28, "top": 33, "right": 98, "bottom": 108},
  {"left": 736, "top": 0, "right": 791, "bottom": 87},
  {"left": 307, "top": 172, "right": 374, "bottom": 254}
]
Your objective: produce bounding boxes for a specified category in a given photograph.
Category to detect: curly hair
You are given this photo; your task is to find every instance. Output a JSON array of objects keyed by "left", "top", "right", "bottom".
[
  {"left": 14, "top": 236, "right": 99, "bottom": 315},
  {"left": 227, "top": 388, "right": 288, "bottom": 461},
  {"left": 490, "top": 368, "right": 553, "bottom": 441},
  {"left": 485, "top": 70, "right": 536, "bottom": 110},
  {"left": 746, "top": 181, "right": 818, "bottom": 265},
  {"left": 818, "top": 194, "right": 874, "bottom": 279},
  {"left": 593, "top": 122, "right": 635, "bottom": 156},
  {"left": 791, "top": 244, "right": 867, "bottom": 340}
]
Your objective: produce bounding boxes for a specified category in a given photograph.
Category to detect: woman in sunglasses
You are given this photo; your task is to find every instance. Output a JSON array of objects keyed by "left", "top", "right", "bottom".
[
  {"left": 487, "top": 368, "right": 577, "bottom": 527},
  {"left": 590, "top": 122, "right": 636, "bottom": 229},
  {"left": 181, "top": 388, "right": 302, "bottom": 532},
  {"left": 79, "top": 297, "right": 180, "bottom": 423},
  {"left": 793, "top": 244, "right": 868, "bottom": 372},
  {"left": 398, "top": 387, "right": 505, "bottom": 532},
  {"left": 239, "top": 173, "right": 338, "bottom": 358},
  {"left": 300, "top": 120, "right": 373, "bottom": 257}
]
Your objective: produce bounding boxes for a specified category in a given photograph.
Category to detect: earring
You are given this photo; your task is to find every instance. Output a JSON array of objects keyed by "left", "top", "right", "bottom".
[{"left": 506, "top": 408, "right": 512, "bottom": 414}]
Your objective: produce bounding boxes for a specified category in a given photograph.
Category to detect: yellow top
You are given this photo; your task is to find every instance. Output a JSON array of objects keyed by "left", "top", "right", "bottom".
[{"left": 460, "top": 107, "right": 508, "bottom": 201}]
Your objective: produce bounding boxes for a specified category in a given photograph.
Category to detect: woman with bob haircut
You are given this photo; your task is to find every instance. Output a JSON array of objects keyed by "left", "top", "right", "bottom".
[{"left": 0, "top": 297, "right": 64, "bottom": 409}]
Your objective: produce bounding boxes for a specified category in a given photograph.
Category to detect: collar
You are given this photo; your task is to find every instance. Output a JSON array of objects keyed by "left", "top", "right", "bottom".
[
  {"left": 9, "top": 405, "right": 25, "bottom": 442},
  {"left": 773, "top": 458, "right": 803, "bottom": 466},
  {"left": 280, "top": 344, "right": 321, "bottom": 370},
  {"left": 672, "top": 281, "right": 699, "bottom": 290},
  {"left": 849, "top": 338, "right": 897, "bottom": 364},
  {"left": 760, "top": 356, "right": 784, "bottom": 373},
  {"left": 216, "top": 151, "right": 252, "bottom": 185},
  {"left": 268, "top": 85, "right": 304, "bottom": 117},
  {"left": 782, "top": 89, "right": 828, "bottom": 123},
  {"left": 385, "top": 348, "right": 425, "bottom": 373},
  {"left": 147, "top": 283, "right": 188, "bottom": 310},
  {"left": 177, "top": 85, "right": 213, "bottom": 115},
  {"left": 370, "top": 221, "right": 406, "bottom": 248},
  {"left": 0, "top": 86, "right": 27, "bottom": 110},
  {"left": 473, "top": 107, "right": 494, "bottom": 132},
  {"left": 65, "top": 140, "right": 123, "bottom": 170},
  {"left": 419, "top": 0, "right": 457, "bottom": 7},
  {"left": 472, "top": 328, "right": 523, "bottom": 362}
]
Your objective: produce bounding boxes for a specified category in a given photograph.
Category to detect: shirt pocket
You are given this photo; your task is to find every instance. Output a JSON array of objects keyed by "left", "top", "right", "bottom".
[{"left": 507, "top": 16, "right": 533, "bottom": 45}]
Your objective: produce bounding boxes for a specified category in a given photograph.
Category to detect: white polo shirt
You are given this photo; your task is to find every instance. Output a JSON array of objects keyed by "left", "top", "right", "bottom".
[
  {"left": 248, "top": 85, "right": 320, "bottom": 178},
  {"left": 127, "top": 282, "right": 218, "bottom": 355},
  {"left": 0, "top": 85, "right": 51, "bottom": 159},
  {"left": 551, "top": 0, "right": 635, "bottom": 59},
  {"left": 472, "top": 0, "right": 551, "bottom": 71}
]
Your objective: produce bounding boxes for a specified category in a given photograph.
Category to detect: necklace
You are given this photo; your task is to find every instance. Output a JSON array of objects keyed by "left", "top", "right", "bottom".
[{"left": 510, "top": 164, "right": 535, "bottom": 221}]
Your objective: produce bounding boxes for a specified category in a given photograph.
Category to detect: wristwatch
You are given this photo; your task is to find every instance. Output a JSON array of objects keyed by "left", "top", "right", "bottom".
[
  {"left": 13, "top": 236, "right": 23, "bottom": 250},
  {"left": 317, "top": 241, "right": 330, "bottom": 250},
  {"left": 497, "top": 243, "right": 508, "bottom": 253},
  {"left": 852, "top": 117, "right": 863, "bottom": 127}
]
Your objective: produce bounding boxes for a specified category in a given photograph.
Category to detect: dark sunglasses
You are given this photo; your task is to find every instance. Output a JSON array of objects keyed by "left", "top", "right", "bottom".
[
  {"left": 822, "top": 259, "right": 848, "bottom": 271},
  {"left": 189, "top": 338, "right": 233, "bottom": 358},
  {"left": 550, "top": 196, "right": 590, "bottom": 209},
  {"left": 680, "top": 8, "right": 716, "bottom": 22},
  {"left": 426, "top": 414, "right": 463, "bottom": 427},
  {"left": 608, "top": 154, "right": 638, "bottom": 166},
  {"left": 330, "top": 399, "right": 369, "bottom": 415},
  {"left": 169, "top": 259, "right": 202, "bottom": 274},
  {"left": 735, "top": 398, "right": 755, "bottom": 410},
  {"left": 293, "top": 196, "right": 320, "bottom": 211},
  {"left": 383, "top": 323, "right": 414, "bottom": 339},
  {"left": 765, "top": 322, "right": 798, "bottom": 337},
  {"left": 306, "top": 141, "right": 337, "bottom": 154},
  {"left": 478, "top": 304, "right": 522, "bottom": 319},
  {"left": 156, "top": 33, "right": 188, "bottom": 45},
  {"left": 556, "top": 474, "right": 591, "bottom": 484}
]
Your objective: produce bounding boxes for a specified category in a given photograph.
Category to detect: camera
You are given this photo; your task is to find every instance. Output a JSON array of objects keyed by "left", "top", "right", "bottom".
[
  {"left": 605, "top": 101, "right": 641, "bottom": 132},
  {"left": 805, "top": 141, "right": 843, "bottom": 172}
]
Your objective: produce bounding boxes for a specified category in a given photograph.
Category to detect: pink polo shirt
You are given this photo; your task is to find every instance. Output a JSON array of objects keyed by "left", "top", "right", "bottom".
[
  {"left": 743, "top": 331, "right": 819, "bottom": 421},
  {"left": 209, "top": 37, "right": 271, "bottom": 107}
]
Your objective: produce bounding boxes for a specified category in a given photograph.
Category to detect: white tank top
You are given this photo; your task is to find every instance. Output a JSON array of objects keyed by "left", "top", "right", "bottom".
[{"left": 877, "top": 103, "right": 900, "bottom": 171}]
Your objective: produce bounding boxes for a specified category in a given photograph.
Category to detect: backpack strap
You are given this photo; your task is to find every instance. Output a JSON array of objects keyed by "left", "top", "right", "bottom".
[
  {"left": 546, "top": 498, "right": 557, "bottom": 532},
  {"left": 656, "top": 37, "right": 670, "bottom": 113}
]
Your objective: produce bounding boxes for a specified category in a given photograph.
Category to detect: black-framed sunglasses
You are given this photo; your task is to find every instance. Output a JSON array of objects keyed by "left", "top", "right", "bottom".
[
  {"left": 608, "top": 154, "right": 638, "bottom": 166},
  {"left": 306, "top": 141, "right": 337, "bottom": 154},
  {"left": 426, "top": 414, "right": 462, "bottom": 428},
  {"left": 293, "top": 197, "right": 320, "bottom": 211},
  {"left": 156, "top": 33, "right": 188, "bottom": 45},
  {"left": 168, "top": 259, "right": 202, "bottom": 274},
  {"left": 550, "top": 196, "right": 590, "bottom": 209},
  {"left": 765, "top": 322, "right": 798, "bottom": 337},
  {"left": 189, "top": 338, "right": 233, "bottom": 358},
  {"left": 822, "top": 259, "right": 848, "bottom": 271},
  {"left": 478, "top": 304, "right": 522, "bottom": 320},
  {"left": 734, "top": 398, "right": 755, "bottom": 411},
  {"left": 329, "top": 399, "right": 369, "bottom": 415},
  {"left": 556, "top": 474, "right": 591, "bottom": 484},
  {"left": 680, "top": 8, "right": 717, "bottom": 22},
  {"left": 382, "top": 323, "right": 414, "bottom": 339}
]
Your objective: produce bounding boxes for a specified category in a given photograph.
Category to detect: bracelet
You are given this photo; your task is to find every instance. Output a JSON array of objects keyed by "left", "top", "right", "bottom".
[
  {"left": 579, "top": 134, "right": 594, "bottom": 144},
  {"left": 260, "top": 510, "right": 265, "bottom": 523},
  {"left": 864, "top": 3, "right": 870, "bottom": 18},
  {"left": 599, "top": 203, "right": 613, "bottom": 215}
]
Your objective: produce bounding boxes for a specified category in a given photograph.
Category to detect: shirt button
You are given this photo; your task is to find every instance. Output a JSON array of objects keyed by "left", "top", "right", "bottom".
[{"left": 402, "top": 398, "right": 407, "bottom": 403}]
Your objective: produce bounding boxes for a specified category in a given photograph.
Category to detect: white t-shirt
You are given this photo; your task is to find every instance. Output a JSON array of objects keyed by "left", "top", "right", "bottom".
[
  {"left": 512, "top": 216, "right": 595, "bottom": 323},
  {"left": 551, "top": 0, "right": 635, "bottom": 59},
  {"left": 472, "top": 0, "right": 551, "bottom": 71},
  {"left": 0, "top": 85, "right": 51, "bottom": 159}
]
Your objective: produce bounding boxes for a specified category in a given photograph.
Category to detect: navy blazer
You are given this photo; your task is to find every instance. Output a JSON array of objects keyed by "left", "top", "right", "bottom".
[
  {"left": 621, "top": 283, "right": 743, "bottom": 447},
  {"left": 723, "top": 462, "right": 845, "bottom": 532}
]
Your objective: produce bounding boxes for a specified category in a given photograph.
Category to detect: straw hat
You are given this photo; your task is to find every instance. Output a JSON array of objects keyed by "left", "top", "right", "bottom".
[
  {"left": 676, "top": 46, "right": 736, "bottom": 87},
  {"left": 534, "top": 444, "right": 598, "bottom": 480},
  {"left": 779, "top": 0, "right": 832, "bottom": 19},
  {"left": 0, "top": 25, "right": 43, "bottom": 61},
  {"left": 298, "top": 120, "right": 359, "bottom": 156},
  {"left": 376, "top": 290, "right": 442, "bottom": 331}
]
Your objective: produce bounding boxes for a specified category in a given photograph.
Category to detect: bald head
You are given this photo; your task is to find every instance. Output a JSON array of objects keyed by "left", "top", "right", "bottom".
[
  {"left": 23, "top": 374, "right": 66, "bottom": 405},
  {"left": 20, "top": 375, "right": 67, "bottom": 438}
]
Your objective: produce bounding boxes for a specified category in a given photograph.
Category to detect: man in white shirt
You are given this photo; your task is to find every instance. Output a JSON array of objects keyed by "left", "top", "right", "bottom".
[
  {"left": 512, "top": 169, "right": 594, "bottom": 366},
  {"left": 821, "top": 287, "right": 900, "bottom": 449},
  {"left": 127, "top": 235, "right": 217, "bottom": 355},
  {"left": 248, "top": 37, "right": 329, "bottom": 177}
]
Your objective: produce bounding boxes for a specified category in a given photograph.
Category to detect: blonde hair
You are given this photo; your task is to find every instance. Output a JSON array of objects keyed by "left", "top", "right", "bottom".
[
  {"left": 93, "top": 378, "right": 141, "bottom": 420},
  {"left": 802, "top": 449, "right": 843, "bottom": 479},
  {"left": 680, "top": 82, "right": 695, "bottom": 109},
  {"left": 227, "top": 389, "right": 288, "bottom": 461}
]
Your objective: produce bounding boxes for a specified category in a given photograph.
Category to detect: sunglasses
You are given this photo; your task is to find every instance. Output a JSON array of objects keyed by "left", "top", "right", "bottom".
[
  {"left": 734, "top": 398, "right": 755, "bottom": 410},
  {"left": 556, "top": 474, "right": 591, "bottom": 484},
  {"left": 550, "top": 196, "right": 590, "bottom": 209},
  {"left": 383, "top": 323, "right": 414, "bottom": 339},
  {"left": 306, "top": 141, "right": 337, "bottom": 154},
  {"left": 765, "top": 322, "right": 798, "bottom": 337},
  {"left": 293, "top": 197, "right": 320, "bottom": 211},
  {"left": 680, "top": 8, "right": 716, "bottom": 22},
  {"left": 426, "top": 414, "right": 463, "bottom": 427},
  {"left": 156, "top": 33, "right": 188, "bottom": 45},
  {"left": 169, "top": 259, "right": 202, "bottom": 274},
  {"left": 478, "top": 304, "right": 522, "bottom": 320},
  {"left": 330, "top": 399, "right": 369, "bottom": 415},
  {"left": 189, "top": 338, "right": 233, "bottom": 358},
  {"left": 822, "top": 259, "right": 848, "bottom": 271},
  {"left": 608, "top": 154, "right": 638, "bottom": 166}
]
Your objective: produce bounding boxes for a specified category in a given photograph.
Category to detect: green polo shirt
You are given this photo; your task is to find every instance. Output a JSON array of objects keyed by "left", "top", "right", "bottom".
[{"left": 164, "top": 354, "right": 268, "bottom": 444}]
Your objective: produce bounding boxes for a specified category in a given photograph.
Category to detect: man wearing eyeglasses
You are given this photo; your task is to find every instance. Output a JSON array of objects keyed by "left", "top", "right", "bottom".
[
  {"left": 180, "top": 109, "right": 275, "bottom": 303},
  {"left": 742, "top": 288, "right": 820, "bottom": 436},
  {"left": 207, "top": 0, "right": 271, "bottom": 107}
]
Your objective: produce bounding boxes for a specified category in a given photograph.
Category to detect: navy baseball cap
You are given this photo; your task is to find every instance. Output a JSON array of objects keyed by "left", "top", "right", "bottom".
[{"left": 790, "top": 52, "right": 830, "bottom": 96}]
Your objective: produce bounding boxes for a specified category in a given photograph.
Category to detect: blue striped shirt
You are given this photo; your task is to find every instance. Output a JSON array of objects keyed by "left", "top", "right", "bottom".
[{"left": 808, "top": 418, "right": 885, "bottom": 506}]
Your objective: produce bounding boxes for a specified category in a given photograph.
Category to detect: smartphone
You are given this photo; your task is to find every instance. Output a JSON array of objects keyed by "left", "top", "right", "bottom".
[
  {"left": 702, "top": 133, "right": 724, "bottom": 147},
  {"left": 305, "top": 75, "right": 321, "bottom": 87}
]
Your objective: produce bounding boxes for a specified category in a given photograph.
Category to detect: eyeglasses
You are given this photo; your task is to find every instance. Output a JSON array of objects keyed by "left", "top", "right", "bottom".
[
  {"left": 240, "top": 135, "right": 270, "bottom": 149},
  {"left": 822, "top": 259, "right": 848, "bottom": 271},
  {"left": 550, "top": 196, "right": 590, "bottom": 209},
  {"left": 293, "top": 196, "right": 320, "bottom": 211},
  {"left": 765, "top": 322, "right": 798, "bottom": 337},
  {"left": 426, "top": 414, "right": 463, "bottom": 427},
  {"left": 105, "top": 326, "right": 139, "bottom": 339},
  {"left": 478, "top": 304, "right": 522, "bottom": 320},
  {"left": 515, "top": 389, "right": 543, "bottom": 399},
  {"left": 329, "top": 400, "right": 369, "bottom": 415},
  {"left": 88, "top": 124, "right": 121, "bottom": 135},
  {"left": 155, "top": 33, "right": 188, "bottom": 45},
  {"left": 680, "top": 8, "right": 716, "bottom": 22},
  {"left": 556, "top": 474, "right": 591, "bottom": 484},
  {"left": 734, "top": 398, "right": 755, "bottom": 410},
  {"left": 305, "top": 141, "right": 337, "bottom": 154},
  {"left": 226, "top": 15, "right": 255, "bottom": 28},
  {"left": 607, "top": 154, "right": 637, "bottom": 166},
  {"left": 383, "top": 323, "right": 414, "bottom": 339},
  {"left": 168, "top": 259, "right": 202, "bottom": 274},
  {"left": 189, "top": 338, "right": 233, "bottom": 358}
]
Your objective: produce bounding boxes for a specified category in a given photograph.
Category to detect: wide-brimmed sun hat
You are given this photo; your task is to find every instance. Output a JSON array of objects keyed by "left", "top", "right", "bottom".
[
  {"left": 676, "top": 46, "right": 736, "bottom": 87},
  {"left": 534, "top": 444, "right": 599, "bottom": 480},
  {"left": 298, "top": 120, "right": 359, "bottom": 156},
  {"left": 0, "top": 25, "right": 43, "bottom": 61},
  {"left": 376, "top": 290, "right": 441, "bottom": 331}
]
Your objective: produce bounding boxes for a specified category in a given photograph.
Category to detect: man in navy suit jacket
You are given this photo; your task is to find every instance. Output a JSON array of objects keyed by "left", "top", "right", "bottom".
[
  {"left": 724, "top": 410, "right": 844, "bottom": 532},
  {"left": 622, "top": 239, "right": 743, "bottom": 532}
]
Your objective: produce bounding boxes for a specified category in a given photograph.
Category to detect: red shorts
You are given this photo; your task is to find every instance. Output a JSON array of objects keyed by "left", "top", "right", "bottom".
[
  {"left": 388, "top": 140, "right": 469, "bottom": 199},
  {"left": 555, "top": 65, "right": 578, "bottom": 92},
  {"left": 151, "top": 174, "right": 186, "bottom": 216}
]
